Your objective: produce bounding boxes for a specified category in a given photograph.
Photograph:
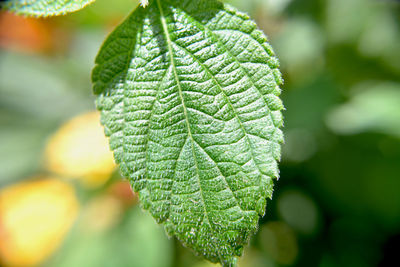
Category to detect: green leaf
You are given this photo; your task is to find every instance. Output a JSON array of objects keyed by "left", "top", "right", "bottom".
[
  {"left": 2, "top": 0, "right": 96, "bottom": 17},
  {"left": 92, "top": 0, "right": 284, "bottom": 265}
]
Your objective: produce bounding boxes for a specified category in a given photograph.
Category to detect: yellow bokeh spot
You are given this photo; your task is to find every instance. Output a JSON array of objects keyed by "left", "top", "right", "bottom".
[
  {"left": 0, "top": 178, "right": 79, "bottom": 267},
  {"left": 45, "top": 111, "right": 116, "bottom": 187}
]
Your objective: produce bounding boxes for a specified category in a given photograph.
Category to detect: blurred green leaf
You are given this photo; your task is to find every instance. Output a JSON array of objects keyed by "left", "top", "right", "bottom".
[
  {"left": 224, "top": 0, "right": 293, "bottom": 15},
  {"left": 46, "top": 206, "right": 173, "bottom": 267},
  {"left": 326, "top": 0, "right": 373, "bottom": 44},
  {"left": 0, "top": 51, "right": 93, "bottom": 120},
  {"left": 272, "top": 17, "right": 324, "bottom": 82},
  {"left": 326, "top": 82, "right": 400, "bottom": 138},
  {"left": 63, "top": 0, "right": 139, "bottom": 26}
]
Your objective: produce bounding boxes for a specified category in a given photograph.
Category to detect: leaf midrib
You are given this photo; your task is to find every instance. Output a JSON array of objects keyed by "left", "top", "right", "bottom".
[
  {"left": 156, "top": 0, "right": 212, "bottom": 228},
  {"left": 156, "top": 0, "right": 230, "bottom": 262},
  {"left": 156, "top": 0, "right": 265, "bottom": 215}
]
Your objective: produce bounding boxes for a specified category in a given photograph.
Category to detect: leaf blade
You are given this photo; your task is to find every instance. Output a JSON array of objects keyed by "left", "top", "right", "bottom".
[
  {"left": 92, "top": 0, "right": 284, "bottom": 265},
  {"left": 2, "top": 0, "right": 97, "bottom": 17}
]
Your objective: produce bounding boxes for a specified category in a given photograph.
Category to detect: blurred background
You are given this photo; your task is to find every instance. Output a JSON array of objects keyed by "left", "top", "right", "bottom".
[{"left": 0, "top": 0, "right": 399, "bottom": 266}]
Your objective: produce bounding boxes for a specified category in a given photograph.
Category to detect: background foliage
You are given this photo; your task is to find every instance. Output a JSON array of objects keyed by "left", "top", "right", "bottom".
[{"left": 0, "top": 0, "right": 399, "bottom": 266}]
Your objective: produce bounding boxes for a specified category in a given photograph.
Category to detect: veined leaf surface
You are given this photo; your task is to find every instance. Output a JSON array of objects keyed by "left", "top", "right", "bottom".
[
  {"left": 92, "top": 0, "right": 284, "bottom": 265},
  {"left": 2, "top": 0, "right": 96, "bottom": 16}
]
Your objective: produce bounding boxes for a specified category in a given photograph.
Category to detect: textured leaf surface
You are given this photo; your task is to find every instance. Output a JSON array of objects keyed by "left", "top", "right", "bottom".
[
  {"left": 92, "top": 0, "right": 284, "bottom": 265},
  {"left": 2, "top": 0, "right": 96, "bottom": 17}
]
